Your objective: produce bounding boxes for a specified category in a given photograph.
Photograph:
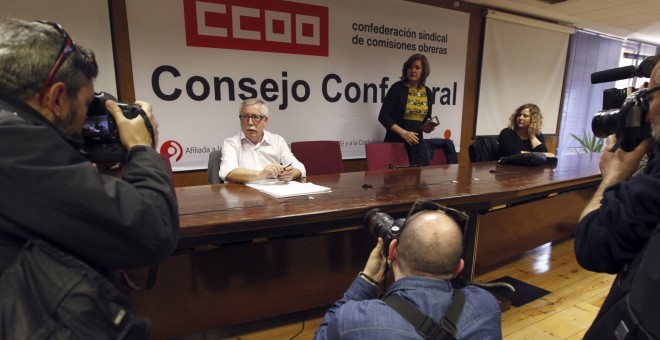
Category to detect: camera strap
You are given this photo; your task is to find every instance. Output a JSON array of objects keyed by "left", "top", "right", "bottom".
[
  {"left": 609, "top": 138, "right": 623, "bottom": 153},
  {"left": 383, "top": 290, "right": 465, "bottom": 340},
  {"left": 136, "top": 108, "right": 156, "bottom": 148}
]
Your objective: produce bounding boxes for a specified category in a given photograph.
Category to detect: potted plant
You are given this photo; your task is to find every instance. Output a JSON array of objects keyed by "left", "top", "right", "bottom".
[{"left": 569, "top": 131, "right": 604, "bottom": 154}]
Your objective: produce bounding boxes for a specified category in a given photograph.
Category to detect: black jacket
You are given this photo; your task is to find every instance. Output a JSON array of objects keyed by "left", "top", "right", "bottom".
[
  {"left": 0, "top": 91, "right": 179, "bottom": 274},
  {"left": 575, "top": 152, "right": 660, "bottom": 274}
]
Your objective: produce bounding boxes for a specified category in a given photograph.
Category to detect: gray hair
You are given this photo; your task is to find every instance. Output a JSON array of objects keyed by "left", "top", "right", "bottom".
[
  {"left": 238, "top": 98, "right": 269, "bottom": 117},
  {"left": 0, "top": 18, "right": 98, "bottom": 101}
]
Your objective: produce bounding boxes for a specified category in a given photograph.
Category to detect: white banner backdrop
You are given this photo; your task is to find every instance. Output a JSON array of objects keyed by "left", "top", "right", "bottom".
[{"left": 126, "top": 0, "right": 468, "bottom": 171}]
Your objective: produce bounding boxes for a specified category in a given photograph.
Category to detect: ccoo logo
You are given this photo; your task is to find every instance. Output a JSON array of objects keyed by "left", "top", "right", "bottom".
[
  {"left": 160, "top": 140, "right": 184, "bottom": 162},
  {"left": 183, "top": 0, "right": 329, "bottom": 56}
]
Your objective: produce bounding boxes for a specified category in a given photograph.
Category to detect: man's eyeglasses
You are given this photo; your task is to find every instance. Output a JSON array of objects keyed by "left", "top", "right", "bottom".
[
  {"left": 37, "top": 20, "right": 76, "bottom": 102},
  {"left": 239, "top": 114, "right": 266, "bottom": 123},
  {"left": 402, "top": 199, "right": 469, "bottom": 230},
  {"left": 639, "top": 86, "right": 660, "bottom": 102}
]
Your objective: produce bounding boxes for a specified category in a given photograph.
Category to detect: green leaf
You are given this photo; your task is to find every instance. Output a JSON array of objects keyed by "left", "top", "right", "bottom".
[{"left": 570, "top": 131, "right": 604, "bottom": 153}]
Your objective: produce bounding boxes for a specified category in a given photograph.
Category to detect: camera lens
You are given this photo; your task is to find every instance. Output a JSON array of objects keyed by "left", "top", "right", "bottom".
[
  {"left": 364, "top": 208, "right": 394, "bottom": 238},
  {"left": 592, "top": 109, "right": 619, "bottom": 138}
]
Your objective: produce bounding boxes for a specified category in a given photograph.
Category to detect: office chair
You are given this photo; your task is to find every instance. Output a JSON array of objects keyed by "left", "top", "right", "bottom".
[
  {"left": 365, "top": 142, "right": 409, "bottom": 171},
  {"left": 469, "top": 136, "right": 500, "bottom": 162},
  {"left": 428, "top": 146, "right": 448, "bottom": 166},
  {"left": 207, "top": 149, "right": 223, "bottom": 184},
  {"left": 291, "top": 140, "right": 344, "bottom": 176},
  {"left": 423, "top": 138, "right": 458, "bottom": 165}
]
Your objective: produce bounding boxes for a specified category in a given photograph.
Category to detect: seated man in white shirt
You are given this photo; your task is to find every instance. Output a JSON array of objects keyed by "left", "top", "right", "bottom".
[{"left": 219, "top": 98, "right": 306, "bottom": 183}]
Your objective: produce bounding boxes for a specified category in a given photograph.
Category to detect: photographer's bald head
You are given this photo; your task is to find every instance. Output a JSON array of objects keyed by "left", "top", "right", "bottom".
[{"left": 388, "top": 210, "right": 465, "bottom": 281}]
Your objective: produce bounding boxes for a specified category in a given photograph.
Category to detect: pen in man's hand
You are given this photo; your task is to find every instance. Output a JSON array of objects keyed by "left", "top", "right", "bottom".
[{"left": 282, "top": 163, "right": 292, "bottom": 170}]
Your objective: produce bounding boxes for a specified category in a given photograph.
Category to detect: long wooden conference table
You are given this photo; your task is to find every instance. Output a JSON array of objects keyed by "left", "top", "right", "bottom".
[{"left": 130, "top": 153, "right": 602, "bottom": 338}]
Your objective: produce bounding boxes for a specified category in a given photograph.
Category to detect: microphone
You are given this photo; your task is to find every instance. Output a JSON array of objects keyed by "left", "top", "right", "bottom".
[
  {"left": 591, "top": 56, "right": 658, "bottom": 84},
  {"left": 590, "top": 65, "right": 636, "bottom": 84}
]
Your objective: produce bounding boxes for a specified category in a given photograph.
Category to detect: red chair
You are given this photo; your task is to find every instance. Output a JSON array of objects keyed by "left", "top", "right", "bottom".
[
  {"left": 291, "top": 140, "right": 344, "bottom": 176},
  {"left": 365, "top": 142, "right": 409, "bottom": 171},
  {"left": 428, "top": 146, "right": 448, "bottom": 166}
]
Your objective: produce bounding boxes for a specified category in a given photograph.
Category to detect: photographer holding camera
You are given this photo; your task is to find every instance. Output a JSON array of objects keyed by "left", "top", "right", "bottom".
[
  {"left": 314, "top": 202, "right": 501, "bottom": 339},
  {"left": 0, "top": 19, "right": 178, "bottom": 337},
  {"left": 575, "top": 54, "right": 660, "bottom": 338}
]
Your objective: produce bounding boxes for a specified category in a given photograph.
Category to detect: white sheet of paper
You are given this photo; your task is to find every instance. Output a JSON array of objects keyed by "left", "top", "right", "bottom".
[{"left": 245, "top": 181, "right": 332, "bottom": 198}]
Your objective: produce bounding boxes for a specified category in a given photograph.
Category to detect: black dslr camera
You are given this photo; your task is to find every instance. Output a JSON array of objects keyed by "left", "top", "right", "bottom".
[
  {"left": 80, "top": 92, "right": 144, "bottom": 163},
  {"left": 363, "top": 209, "right": 405, "bottom": 258},
  {"left": 590, "top": 56, "right": 658, "bottom": 152}
]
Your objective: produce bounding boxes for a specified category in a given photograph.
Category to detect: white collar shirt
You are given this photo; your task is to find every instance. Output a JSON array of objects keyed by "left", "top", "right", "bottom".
[{"left": 219, "top": 130, "right": 306, "bottom": 181}]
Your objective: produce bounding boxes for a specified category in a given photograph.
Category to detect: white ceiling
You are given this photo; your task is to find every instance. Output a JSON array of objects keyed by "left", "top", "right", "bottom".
[{"left": 462, "top": 0, "right": 660, "bottom": 46}]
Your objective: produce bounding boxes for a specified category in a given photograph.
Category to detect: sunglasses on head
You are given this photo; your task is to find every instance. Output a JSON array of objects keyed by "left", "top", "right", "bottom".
[
  {"left": 37, "top": 20, "right": 77, "bottom": 102},
  {"left": 402, "top": 199, "right": 469, "bottom": 231}
]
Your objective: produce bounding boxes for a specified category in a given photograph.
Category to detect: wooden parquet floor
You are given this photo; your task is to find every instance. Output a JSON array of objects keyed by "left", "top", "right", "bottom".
[{"left": 179, "top": 237, "right": 615, "bottom": 340}]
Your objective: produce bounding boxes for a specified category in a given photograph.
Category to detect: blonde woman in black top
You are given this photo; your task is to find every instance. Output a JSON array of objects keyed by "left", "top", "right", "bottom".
[{"left": 498, "top": 103, "right": 554, "bottom": 157}]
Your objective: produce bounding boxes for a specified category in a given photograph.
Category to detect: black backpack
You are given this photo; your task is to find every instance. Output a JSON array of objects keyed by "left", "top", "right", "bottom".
[
  {"left": 0, "top": 239, "right": 150, "bottom": 339},
  {"left": 584, "top": 224, "right": 660, "bottom": 339}
]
